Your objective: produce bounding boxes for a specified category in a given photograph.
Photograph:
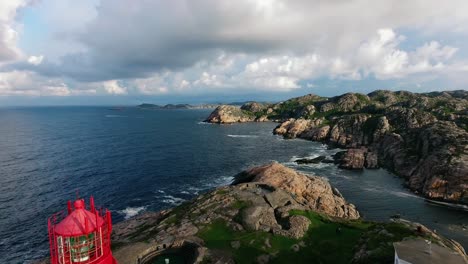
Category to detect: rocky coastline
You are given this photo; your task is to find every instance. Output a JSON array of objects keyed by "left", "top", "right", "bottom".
[
  {"left": 205, "top": 90, "right": 468, "bottom": 205},
  {"left": 35, "top": 163, "right": 467, "bottom": 264},
  {"left": 109, "top": 163, "right": 466, "bottom": 264}
]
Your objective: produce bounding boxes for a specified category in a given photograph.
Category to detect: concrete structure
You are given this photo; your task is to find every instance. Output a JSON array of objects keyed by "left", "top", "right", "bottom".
[{"left": 394, "top": 238, "right": 467, "bottom": 264}]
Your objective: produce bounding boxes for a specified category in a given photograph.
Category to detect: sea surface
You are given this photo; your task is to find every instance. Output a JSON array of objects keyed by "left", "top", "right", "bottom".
[{"left": 0, "top": 107, "right": 466, "bottom": 263}]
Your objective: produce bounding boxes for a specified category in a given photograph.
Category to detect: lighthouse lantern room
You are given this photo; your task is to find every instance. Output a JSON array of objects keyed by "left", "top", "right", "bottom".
[{"left": 48, "top": 196, "right": 117, "bottom": 264}]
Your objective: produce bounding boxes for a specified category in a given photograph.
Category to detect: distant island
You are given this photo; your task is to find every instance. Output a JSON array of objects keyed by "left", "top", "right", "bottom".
[
  {"left": 205, "top": 90, "right": 468, "bottom": 206},
  {"left": 137, "top": 101, "right": 272, "bottom": 110},
  {"left": 138, "top": 103, "right": 220, "bottom": 109}
]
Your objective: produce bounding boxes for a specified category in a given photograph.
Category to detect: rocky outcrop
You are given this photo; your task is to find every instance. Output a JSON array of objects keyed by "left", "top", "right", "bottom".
[
  {"left": 269, "top": 90, "right": 468, "bottom": 204},
  {"left": 232, "top": 162, "right": 360, "bottom": 219},
  {"left": 273, "top": 118, "right": 327, "bottom": 139},
  {"left": 294, "top": 156, "right": 326, "bottom": 164},
  {"left": 106, "top": 162, "right": 467, "bottom": 264},
  {"left": 318, "top": 93, "right": 370, "bottom": 113},
  {"left": 204, "top": 90, "right": 467, "bottom": 203},
  {"left": 204, "top": 105, "right": 256, "bottom": 123},
  {"left": 205, "top": 104, "right": 270, "bottom": 123},
  {"left": 352, "top": 218, "right": 468, "bottom": 264},
  {"left": 109, "top": 163, "right": 361, "bottom": 263},
  {"left": 332, "top": 149, "right": 379, "bottom": 170},
  {"left": 240, "top": 102, "right": 267, "bottom": 113},
  {"left": 334, "top": 149, "right": 366, "bottom": 170},
  {"left": 377, "top": 121, "right": 468, "bottom": 203},
  {"left": 328, "top": 114, "right": 371, "bottom": 147}
]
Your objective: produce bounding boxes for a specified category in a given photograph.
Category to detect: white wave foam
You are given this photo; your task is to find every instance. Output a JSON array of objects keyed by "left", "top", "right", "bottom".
[
  {"left": 180, "top": 191, "right": 190, "bottom": 194},
  {"left": 362, "top": 187, "right": 382, "bottom": 193},
  {"left": 227, "top": 134, "right": 259, "bottom": 138},
  {"left": 283, "top": 161, "right": 299, "bottom": 167},
  {"left": 389, "top": 190, "right": 421, "bottom": 199},
  {"left": 197, "top": 121, "right": 212, "bottom": 125},
  {"left": 162, "top": 195, "right": 186, "bottom": 205},
  {"left": 119, "top": 206, "right": 146, "bottom": 219},
  {"left": 309, "top": 162, "right": 333, "bottom": 169},
  {"left": 362, "top": 187, "right": 421, "bottom": 199},
  {"left": 187, "top": 186, "right": 202, "bottom": 192}
]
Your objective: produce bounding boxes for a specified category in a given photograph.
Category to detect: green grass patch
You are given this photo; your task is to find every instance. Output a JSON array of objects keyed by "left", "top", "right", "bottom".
[
  {"left": 215, "top": 189, "right": 228, "bottom": 195},
  {"left": 317, "top": 119, "right": 332, "bottom": 127},
  {"left": 199, "top": 211, "right": 378, "bottom": 264},
  {"left": 355, "top": 93, "right": 370, "bottom": 104},
  {"left": 162, "top": 215, "right": 179, "bottom": 225},
  {"left": 198, "top": 219, "right": 297, "bottom": 263},
  {"left": 197, "top": 210, "right": 422, "bottom": 264},
  {"left": 269, "top": 100, "right": 301, "bottom": 119},
  {"left": 241, "top": 109, "right": 256, "bottom": 117},
  {"left": 310, "top": 110, "right": 345, "bottom": 120},
  {"left": 231, "top": 200, "right": 251, "bottom": 210},
  {"left": 276, "top": 210, "right": 369, "bottom": 263},
  {"left": 356, "top": 222, "right": 417, "bottom": 264},
  {"left": 231, "top": 200, "right": 252, "bottom": 224}
]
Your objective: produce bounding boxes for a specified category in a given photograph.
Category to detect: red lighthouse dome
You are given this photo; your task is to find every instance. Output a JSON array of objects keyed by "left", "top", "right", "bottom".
[{"left": 48, "top": 197, "right": 117, "bottom": 264}]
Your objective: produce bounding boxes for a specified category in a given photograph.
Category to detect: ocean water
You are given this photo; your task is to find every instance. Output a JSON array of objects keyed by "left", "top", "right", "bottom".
[{"left": 0, "top": 107, "right": 466, "bottom": 263}]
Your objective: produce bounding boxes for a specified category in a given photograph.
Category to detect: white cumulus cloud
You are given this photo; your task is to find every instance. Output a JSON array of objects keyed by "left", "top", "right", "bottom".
[
  {"left": 1, "top": 0, "right": 468, "bottom": 99},
  {"left": 27, "top": 55, "right": 44, "bottom": 65},
  {"left": 103, "top": 80, "right": 127, "bottom": 95}
]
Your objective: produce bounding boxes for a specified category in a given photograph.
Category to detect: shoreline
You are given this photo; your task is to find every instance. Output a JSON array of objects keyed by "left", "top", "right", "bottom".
[
  {"left": 206, "top": 118, "right": 468, "bottom": 209},
  {"left": 109, "top": 162, "right": 467, "bottom": 263},
  {"left": 203, "top": 90, "right": 467, "bottom": 206}
]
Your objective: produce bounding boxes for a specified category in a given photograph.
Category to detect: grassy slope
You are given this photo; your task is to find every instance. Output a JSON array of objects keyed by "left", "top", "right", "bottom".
[{"left": 197, "top": 210, "right": 418, "bottom": 264}]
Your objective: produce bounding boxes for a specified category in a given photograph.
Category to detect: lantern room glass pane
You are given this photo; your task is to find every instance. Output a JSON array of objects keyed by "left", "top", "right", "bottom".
[{"left": 69, "top": 233, "right": 95, "bottom": 262}]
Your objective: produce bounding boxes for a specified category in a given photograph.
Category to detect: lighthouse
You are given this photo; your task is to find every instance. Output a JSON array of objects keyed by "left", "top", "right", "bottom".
[{"left": 48, "top": 196, "right": 117, "bottom": 264}]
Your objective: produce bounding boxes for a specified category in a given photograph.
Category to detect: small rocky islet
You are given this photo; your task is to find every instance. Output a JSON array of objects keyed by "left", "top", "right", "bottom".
[
  {"left": 111, "top": 163, "right": 467, "bottom": 263},
  {"left": 205, "top": 90, "right": 468, "bottom": 205}
]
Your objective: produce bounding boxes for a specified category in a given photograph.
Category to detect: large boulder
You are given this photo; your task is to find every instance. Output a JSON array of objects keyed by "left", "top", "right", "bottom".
[
  {"left": 273, "top": 118, "right": 325, "bottom": 139},
  {"left": 233, "top": 162, "right": 360, "bottom": 219},
  {"left": 336, "top": 149, "right": 366, "bottom": 170},
  {"left": 242, "top": 206, "right": 280, "bottom": 232},
  {"left": 334, "top": 148, "right": 379, "bottom": 170}
]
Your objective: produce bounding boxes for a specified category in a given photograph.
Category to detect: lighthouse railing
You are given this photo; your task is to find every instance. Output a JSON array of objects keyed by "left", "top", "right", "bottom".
[
  {"left": 48, "top": 203, "right": 114, "bottom": 264},
  {"left": 48, "top": 210, "right": 67, "bottom": 264}
]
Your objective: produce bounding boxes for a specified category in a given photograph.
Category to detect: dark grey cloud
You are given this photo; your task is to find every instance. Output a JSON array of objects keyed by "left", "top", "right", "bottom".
[
  {"left": 31, "top": 0, "right": 468, "bottom": 82},
  {"left": 5, "top": 0, "right": 468, "bottom": 92}
]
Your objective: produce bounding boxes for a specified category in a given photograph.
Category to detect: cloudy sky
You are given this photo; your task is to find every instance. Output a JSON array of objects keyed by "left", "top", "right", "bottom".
[{"left": 1, "top": 0, "right": 468, "bottom": 105}]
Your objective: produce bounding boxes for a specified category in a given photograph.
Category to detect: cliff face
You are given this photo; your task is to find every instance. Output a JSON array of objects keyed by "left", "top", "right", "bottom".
[
  {"left": 205, "top": 90, "right": 468, "bottom": 204},
  {"left": 110, "top": 163, "right": 467, "bottom": 264}
]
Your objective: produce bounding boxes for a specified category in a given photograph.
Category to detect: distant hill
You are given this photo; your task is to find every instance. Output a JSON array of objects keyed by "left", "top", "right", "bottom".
[
  {"left": 137, "top": 103, "right": 220, "bottom": 109},
  {"left": 205, "top": 89, "right": 468, "bottom": 205}
]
